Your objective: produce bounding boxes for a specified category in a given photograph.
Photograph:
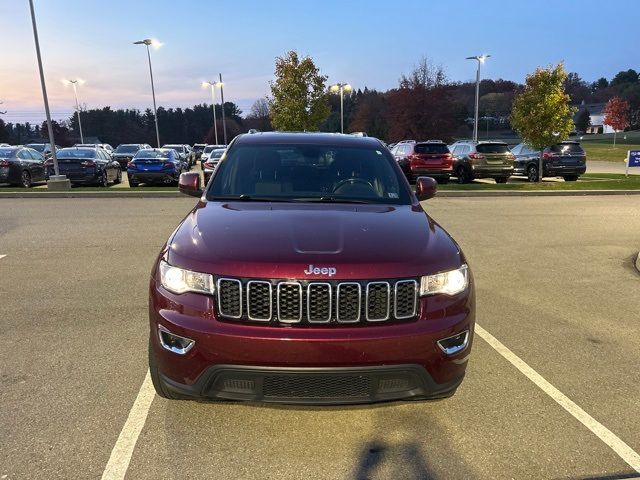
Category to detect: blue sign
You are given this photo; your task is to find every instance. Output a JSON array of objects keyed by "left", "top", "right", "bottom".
[{"left": 629, "top": 150, "right": 640, "bottom": 168}]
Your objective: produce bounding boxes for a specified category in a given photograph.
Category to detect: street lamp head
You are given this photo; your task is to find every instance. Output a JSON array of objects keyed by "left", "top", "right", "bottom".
[
  {"left": 466, "top": 54, "right": 491, "bottom": 63},
  {"left": 134, "top": 38, "right": 162, "bottom": 48},
  {"left": 329, "top": 85, "right": 340, "bottom": 93},
  {"left": 150, "top": 38, "right": 163, "bottom": 49},
  {"left": 343, "top": 84, "right": 353, "bottom": 93}
]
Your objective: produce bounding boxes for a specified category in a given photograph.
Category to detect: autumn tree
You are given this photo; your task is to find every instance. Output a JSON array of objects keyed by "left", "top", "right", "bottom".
[
  {"left": 603, "top": 96, "right": 630, "bottom": 147},
  {"left": 245, "top": 98, "right": 272, "bottom": 131},
  {"left": 268, "top": 51, "right": 329, "bottom": 131},
  {"left": 510, "top": 63, "right": 575, "bottom": 182}
]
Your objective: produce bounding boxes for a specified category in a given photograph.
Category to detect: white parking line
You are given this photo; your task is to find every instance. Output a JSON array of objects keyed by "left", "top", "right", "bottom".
[
  {"left": 101, "top": 370, "right": 155, "bottom": 480},
  {"left": 0, "top": 255, "right": 6, "bottom": 260},
  {"left": 475, "top": 323, "right": 640, "bottom": 473}
]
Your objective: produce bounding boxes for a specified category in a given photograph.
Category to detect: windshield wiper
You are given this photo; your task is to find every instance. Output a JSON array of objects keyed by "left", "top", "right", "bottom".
[
  {"left": 208, "top": 194, "right": 291, "bottom": 202},
  {"left": 291, "top": 196, "right": 370, "bottom": 204}
]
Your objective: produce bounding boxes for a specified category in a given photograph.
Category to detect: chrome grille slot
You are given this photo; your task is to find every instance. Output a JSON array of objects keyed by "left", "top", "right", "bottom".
[
  {"left": 307, "top": 283, "right": 332, "bottom": 323},
  {"left": 247, "top": 280, "right": 272, "bottom": 321},
  {"left": 394, "top": 280, "right": 417, "bottom": 319},
  {"left": 366, "top": 282, "right": 390, "bottom": 321},
  {"left": 277, "top": 282, "right": 303, "bottom": 323},
  {"left": 337, "top": 283, "right": 361, "bottom": 323},
  {"left": 217, "top": 278, "right": 242, "bottom": 318}
]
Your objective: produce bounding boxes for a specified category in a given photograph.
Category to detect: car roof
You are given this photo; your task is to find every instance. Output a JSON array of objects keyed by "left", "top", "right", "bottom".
[{"left": 233, "top": 132, "right": 383, "bottom": 148}]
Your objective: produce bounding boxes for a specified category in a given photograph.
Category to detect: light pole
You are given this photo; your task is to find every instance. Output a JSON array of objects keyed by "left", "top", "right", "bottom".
[
  {"left": 134, "top": 38, "right": 162, "bottom": 147},
  {"left": 28, "top": 0, "right": 69, "bottom": 189},
  {"left": 465, "top": 54, "right": 490, "bottom": 142},
  {"left": 63, "top": 79, "right": 85, "bottom": 143},
  {"left": 202, "top": 81, "right": 220, "bottom": 145},
  {"left": 218, "top": 73, "right": 227, "bottom": 145},
  {"left": 329, "top": 83, "right": 352, "bottom": 134}
]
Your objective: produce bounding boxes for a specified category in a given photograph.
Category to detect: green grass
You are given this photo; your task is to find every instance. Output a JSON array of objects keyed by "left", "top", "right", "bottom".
[
  {"left": 581, "top": 143, "right": 640, "bottom": 162},
  {"left": 437, "top": 173, "right": 640, "bottom": 191}
]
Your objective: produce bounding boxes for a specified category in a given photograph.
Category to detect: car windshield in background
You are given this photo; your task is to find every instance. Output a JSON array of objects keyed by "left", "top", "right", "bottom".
[
  {"left": 0, "top": 148, "right": 17, "bottom": 158},
  {"left": 415, "top": 143, "right": 449, "bottom": 154},
  {"left": 211, "top": 149, "right": 225, "bottom": 158},
  {"left": 164, "top": 145, "right": 183, "bottom": 151},
  {"left": 114, "top": 145, "right": 138, "bottom": 153},
  {"left": 193, "top": 145, "right": 205, "bottom": 152},
  {"left": 27, "top": 144, "right": 45, "bottom": 152},
  {"left": 135, "top": 150, "right": 170, "bottom": 159},
  {"left": 476, "top": 143, "right": 510, "bottom": 154},
  {"left": 208, "top": 144, "right": 410, "bottom": 205},
  {"left": 57, "top": 148, "right": 97, "bottom": 158},
  {"left": 203, "top": 146, "right": 215, "bottom": 153},
  {"left": 550, "top": 143, "right": 584, "bottom": 154}
]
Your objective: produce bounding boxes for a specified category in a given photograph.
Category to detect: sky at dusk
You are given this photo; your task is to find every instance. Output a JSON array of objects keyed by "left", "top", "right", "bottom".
[{"left": 1, "top": 0, "right": 637, "bottom": 124}]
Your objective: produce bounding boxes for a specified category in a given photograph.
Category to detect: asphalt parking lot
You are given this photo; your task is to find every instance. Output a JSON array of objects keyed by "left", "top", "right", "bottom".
[{"left": 1, "top": 196, "right": 639, "bottom": 479}]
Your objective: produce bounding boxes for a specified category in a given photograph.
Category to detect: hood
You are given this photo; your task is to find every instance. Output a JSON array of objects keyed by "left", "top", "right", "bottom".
[{"left": 166, "top": 201, "right": 463, "bottom": 280}]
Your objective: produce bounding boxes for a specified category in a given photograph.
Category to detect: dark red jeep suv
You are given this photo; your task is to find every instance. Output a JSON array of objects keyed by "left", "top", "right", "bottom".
[{"left": 148, "top": 132, "right": 475, "bottom": 404}]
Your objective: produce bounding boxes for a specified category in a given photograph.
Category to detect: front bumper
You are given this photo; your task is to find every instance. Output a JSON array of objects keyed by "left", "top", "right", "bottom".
[{"left": 149, "top": 274, "right": 475, "bottom": 403}]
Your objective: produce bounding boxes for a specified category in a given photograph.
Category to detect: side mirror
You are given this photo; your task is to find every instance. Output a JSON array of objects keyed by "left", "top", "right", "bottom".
[
  {"left": 415, "top": 176, "right": 437, "bottom": 201},
  {"left": 179, "top": 172, "right": 203, "bottom": 197}
]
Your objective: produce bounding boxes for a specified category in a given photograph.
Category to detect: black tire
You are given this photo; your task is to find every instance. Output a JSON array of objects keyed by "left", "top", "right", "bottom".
[
  {"left": 455, "top": 165, "right": 471, "bottom": 184},
  {"left": 148, "top": 337, "right": 189, "bottom": 400},
  {"left": 114, "top": 169, "right": 122, "bottom": 184},
  {"left": 494, "top": 177, "right": 508, "bottom": 184},
  {"left": 526, "top": 164, "right": 539, "bottom": 182},
  {"left": 20, "top": 170, "right": 32, "bottom": 188},
  {"left": 563, "top": 175, "right": 579, "bottom": 182},
  {"left": 97, "top": 170, "right": 108, "bottom": 187},
  {"left": 128, "top": 176, "right": 139, "bottom": 187}
]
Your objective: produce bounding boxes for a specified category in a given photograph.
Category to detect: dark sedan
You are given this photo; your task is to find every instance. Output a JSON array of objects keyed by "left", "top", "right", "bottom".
[
  {"left": 0, "top": 146, "right": 48, "bottom": 187},
  {"left": 53, "top": 147, "right": 122, "bottom": 186},
  {"left": 112, "top": 144, "right": 149, "bottom": 170},
  {"left": 512, "top": 141, "right": 587, "bottom": 182},
  {"left": 127, "top": 148, "right": 186, "bottom": 186}
]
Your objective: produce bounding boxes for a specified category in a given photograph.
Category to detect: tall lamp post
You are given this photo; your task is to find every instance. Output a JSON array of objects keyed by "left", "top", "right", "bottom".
[
  {"left": 466, "top": 54, "right": 490, "bottom": 142},
  {"left": 28, "top": 0, "right": 69, "bottom": 189},
  {"left": 218, "top": 73, "right": 227, "bottom": 145},
  {"left": 134, "top": 38, "right": 163, "bottom": 147},
  {"left": 202, "top": 81, "right": 220, "bottom": 145},
  {"left": 329, "top": 83, "right": 352, "bottom": 134},
  {"left": 63, "top": 79, "right": 85, "bottom": 143}
]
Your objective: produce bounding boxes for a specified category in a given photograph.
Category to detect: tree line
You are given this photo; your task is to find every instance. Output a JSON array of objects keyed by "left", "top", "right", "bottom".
[{"left": 1, "top": 53, "right": 638, "bottom": 146}]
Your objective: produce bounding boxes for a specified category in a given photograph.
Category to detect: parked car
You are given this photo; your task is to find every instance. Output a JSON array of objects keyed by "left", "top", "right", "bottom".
[
  {"left": 449, "top": 140, "right": 515, "bottom": 184},
  {"left": 127, "top": 148, "right": 186, "bottom": 186},
  {"left": 0, "top": 143, "right": 11, "bottom": 147},
  {"left": 112, "top": 144, "right": 150, "bottom": 170},
  {"left": 192, "top": 143, "right": 207, "bottom": 162},
  {"left": 26, "top": 143, "right": 58, "bottom": 159},
  {"left": 200, "top": 144, "right": 226, "bottom": 167},
  {"left": 53, "top": 147, "right": 122, "bottom": 186},
  {"left": 202, "top": 148, "right": 225, "bottom": 183},
  {"left": 390, "top": 140, "right": 453, "bottom": 184},
  {"left": 0, "top": 146, "right": 48, "bottom": 187},
  {"left": 162, "top": 144, "right": 191, "bottom": 168},
  {"left": 149, "top": 132, "right": 475, "bottom": 403},
  {"left": 511, "top": 141, "right": 586, "bottom": 182},
  {"left": 74, "top": 143, "right": 113, "bottom": 153}
]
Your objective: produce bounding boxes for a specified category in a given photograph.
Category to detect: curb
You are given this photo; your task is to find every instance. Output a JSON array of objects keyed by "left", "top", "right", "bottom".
[{"left": 1, "top": 189, "right": 640, "bottom": 199}]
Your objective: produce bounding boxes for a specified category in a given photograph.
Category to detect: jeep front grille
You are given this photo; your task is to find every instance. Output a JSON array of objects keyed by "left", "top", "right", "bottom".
[{"left": 216, "top": 277, "right": 418, "bottom": 325}]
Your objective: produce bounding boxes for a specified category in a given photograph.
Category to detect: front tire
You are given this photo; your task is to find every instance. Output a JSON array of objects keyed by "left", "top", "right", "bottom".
[
  {"left": 97, "top": 170, "right": 108, "bottom": 187},
  {"left": 455, "top": 165, "right": 471, "bottom": 184},
  {"left": 148, "top": 337, "right": 189, "bottom": 400},
  {"left": 129, "top": 177, "right": 139, "bottom": 187},
  {"left": 494, "top": 177, "right": 508, "bottom": 184},
  {"left": 563, "top": 175, "right": 579, "bottom": 182},
  {"left": 527, "top": 164, "right": 539, "bottom": 182},
  {"left": 114, "top": 169, "right": 122, "bottom": 184}
]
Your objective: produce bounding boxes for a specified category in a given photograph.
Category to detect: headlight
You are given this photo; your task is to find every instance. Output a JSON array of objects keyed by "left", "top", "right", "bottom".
[
  {"left": 159, "top": 260, "right": 214, "bottom": 295},
  {"left": 420, "top": 265, "right": 468, "bottom": 296}
]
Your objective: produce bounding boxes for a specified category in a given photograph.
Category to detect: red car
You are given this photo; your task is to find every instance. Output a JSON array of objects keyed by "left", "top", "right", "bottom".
[
  {"left": 390, "top": 140, "right": 453, "bottom": 184},
  {"left": 148, "top": 133, "right": 475, "bottom": 404}
]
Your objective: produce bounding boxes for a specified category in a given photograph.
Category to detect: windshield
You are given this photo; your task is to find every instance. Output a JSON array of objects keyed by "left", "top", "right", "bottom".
[
  {"left": 134, "top": 150, "right": 170, "bottom": 159},
  {"left": 476, "top": 143, "right": 509, "bottom": 154},
  {"left": 211, "top": 149, "right": 225, "bottom": 159},
  {"left": 207, "top": 144, "right": 411, "bottom": 205},
  {"left": 415, "top": 143, "right": 449, "bottom": 154},
  {"left": 193, "top": 145, "right": 205, "bottom": 152},
  {"left": 0, "top": 148, "right": 16, "bottom": 158},
  {"left": 58, "top": 148, "right": 97, "bottom": 158},
  {"left": 550, "top": 143, "right": 584, "bottom": 154},
  {"left": 163, "top": 145, "right": 182, "bottom": 151},
  {"left": 27, "top": 144, "right": 45, "bottom": 152},
  {"left": 203, "top": 146, "right": 215, "bottom": 153},
  {"left": 115, "top": 145, "right": 139, "bottom": 153}
]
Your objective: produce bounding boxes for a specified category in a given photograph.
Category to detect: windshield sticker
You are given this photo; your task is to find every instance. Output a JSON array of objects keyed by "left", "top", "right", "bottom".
[{"left": 388, "top": 192, "right": 398, "bottom": 198}]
